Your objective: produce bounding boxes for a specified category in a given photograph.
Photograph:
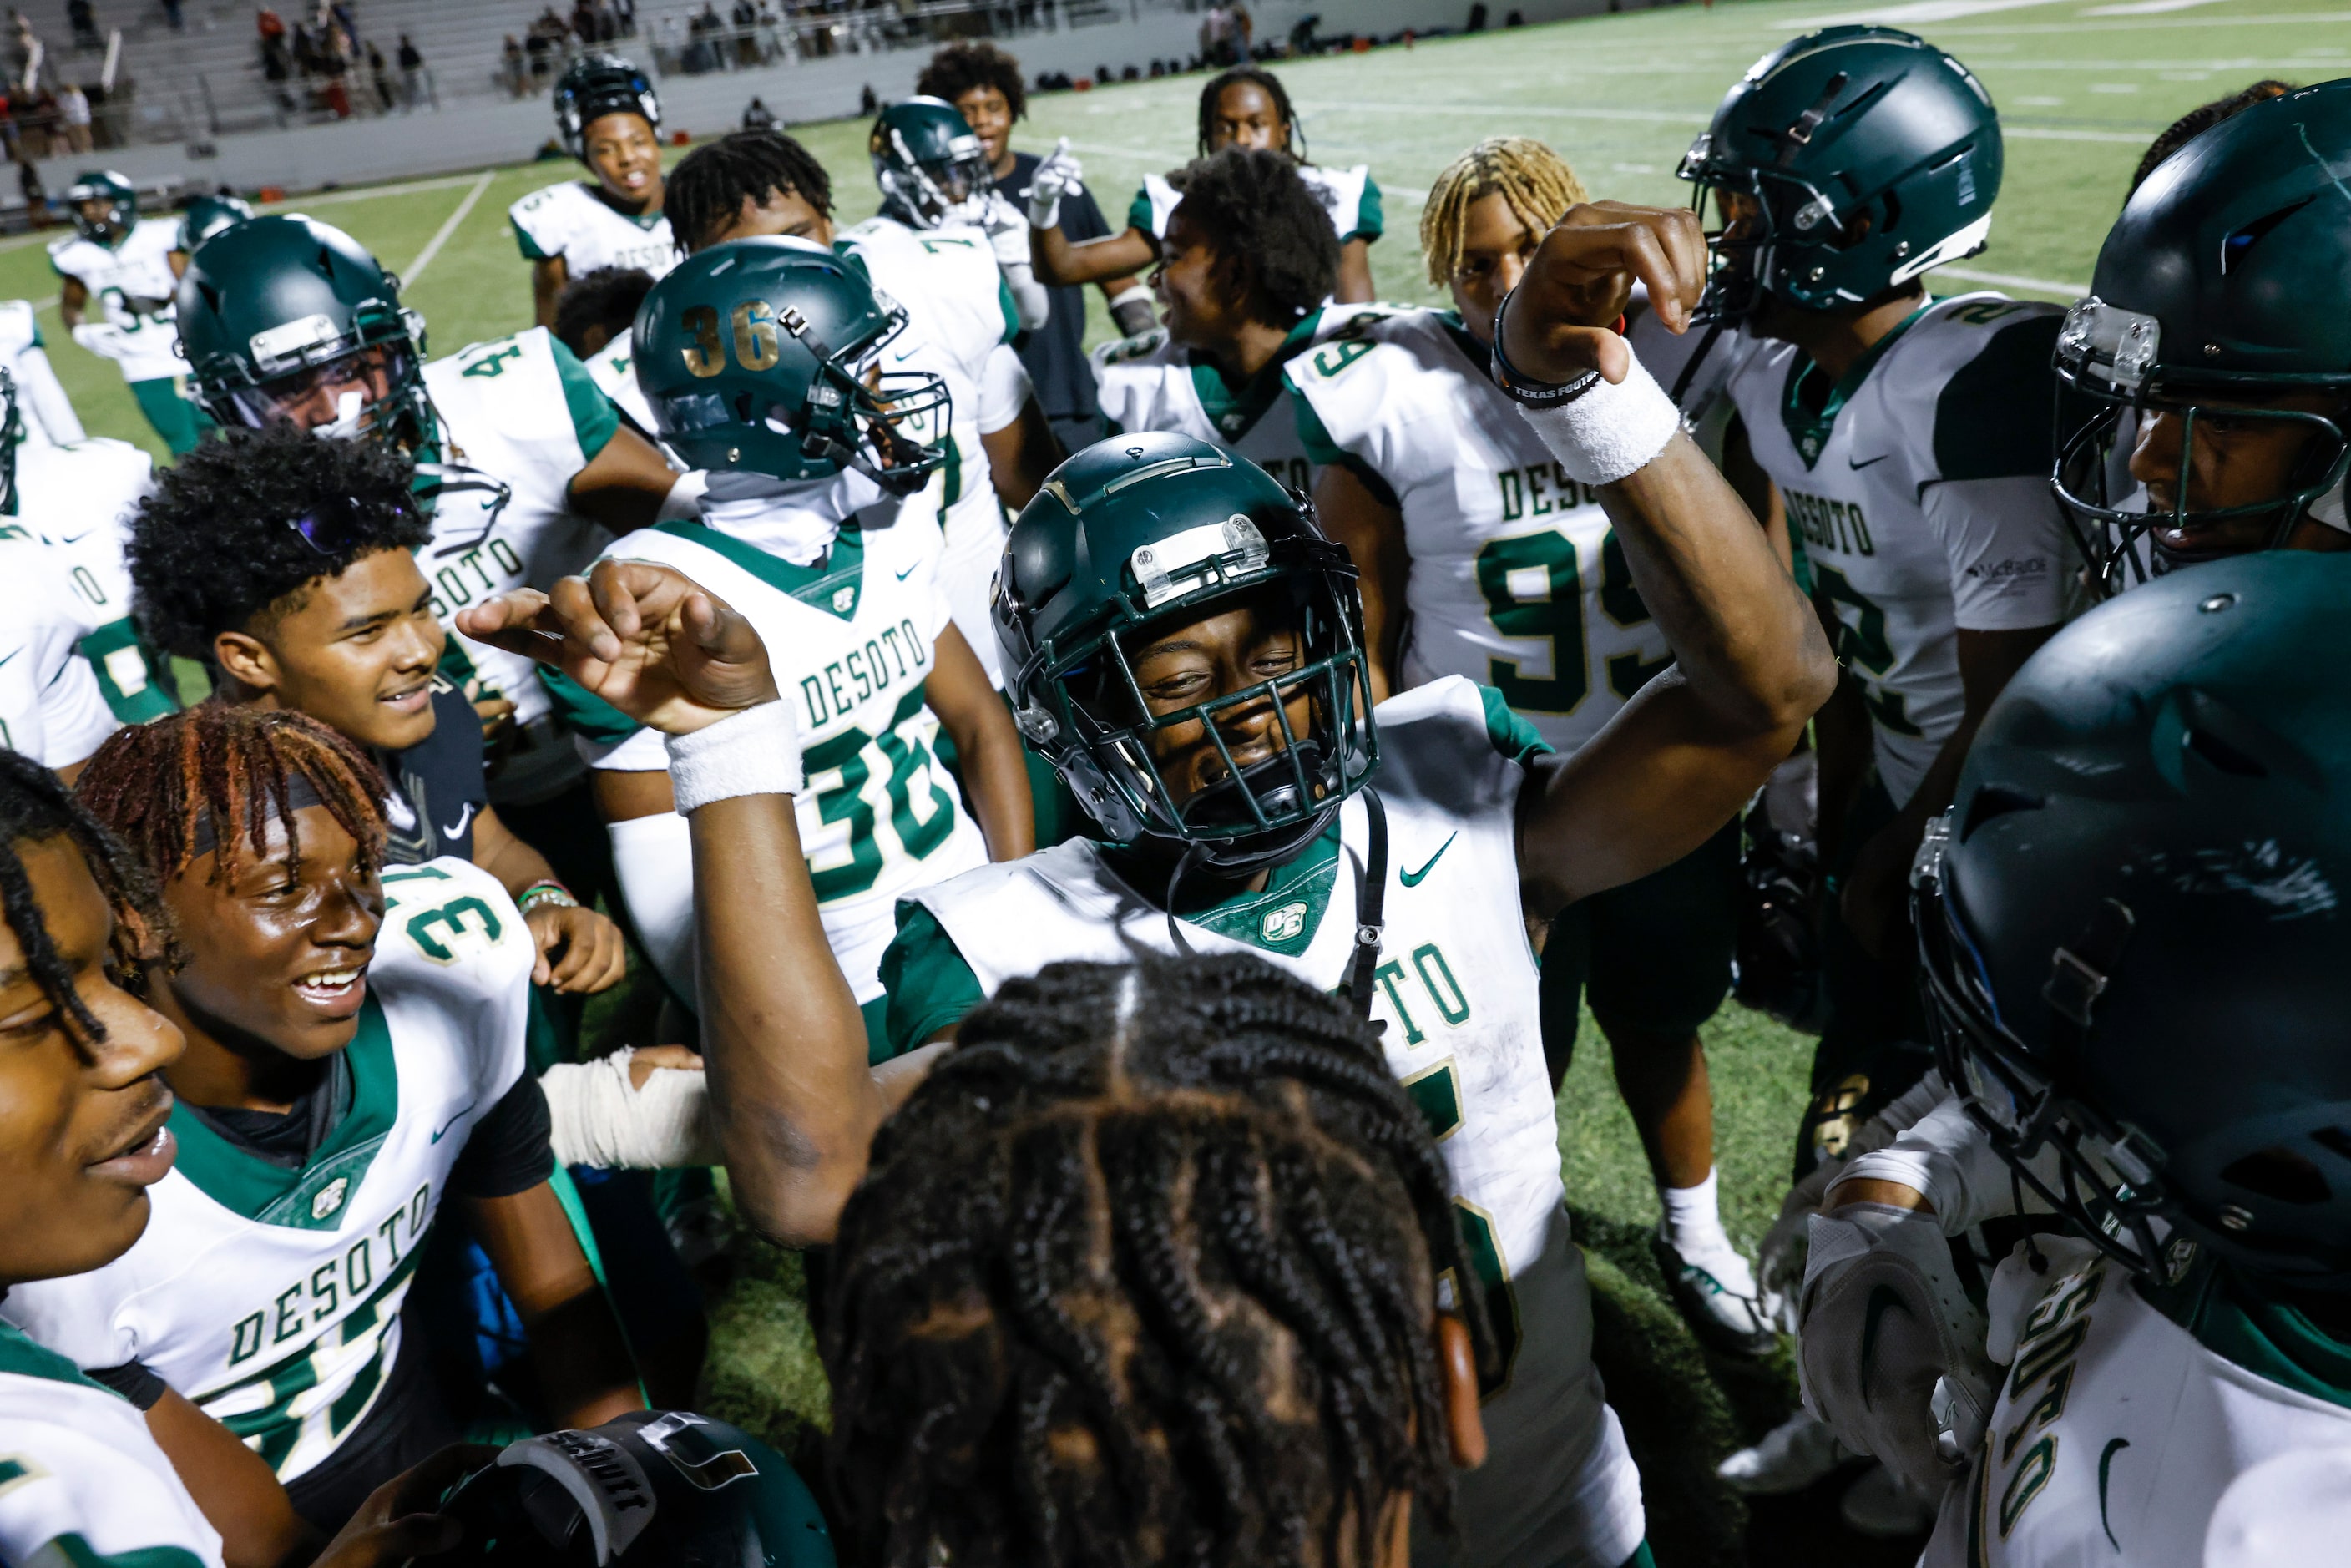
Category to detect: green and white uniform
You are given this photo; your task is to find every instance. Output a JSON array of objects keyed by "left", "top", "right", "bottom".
[
  {"left": 1130, "top": 164, "right": 1382, "bottom": 252},
  {"left": 589, "top": 484, "right": 985, "bottom": 1013},
  {"left": 13, "top": 437, "right": 172, "bottom": 730},
  {"left": 1284, "top": 306, "right": 1671, "bottom": 753},
  {"left": 884, "top": 678, "right": 1646, "bottom": 1568},
  {"left": 1722, "top": 294, "right": 2074, "bottom": 807},
  {"left": 0, "top": 297, "right": 86, "bottom": 448},
  {"left": 0, "top": 857, "right": 532, "bottom": 1486},
  {"left": 1924, "top": 1251, "right": 2351, "bottom": 1568},
  {"left": 48, "top": 219, "right": 202, "bottom": 451},
  {"left": 417, "top": 326, "right": 625, "bottom": 803},
  {"left": 0, "top": 1322, "right": 225, "bottom": 1568},
  {"left": 508, "top": 179, "right": 677, "bottom": 281},
  {"left": 0, "top": 528, "right": 115, "bottom": 766},
  {"left": 1095, "top": 304, "right": 1408, "bottom": 501},
  {"left": 835, "top": 216, "right": 1027, "bottom": 687}
]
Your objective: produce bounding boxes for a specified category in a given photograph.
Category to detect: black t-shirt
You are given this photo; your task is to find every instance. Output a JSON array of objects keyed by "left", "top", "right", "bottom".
[
  {"left": 381, "top": 678, "right": 488, "bottom": 864},
  {"left": 1002, "top": 149, "right": 1113, "bottom": 426}
]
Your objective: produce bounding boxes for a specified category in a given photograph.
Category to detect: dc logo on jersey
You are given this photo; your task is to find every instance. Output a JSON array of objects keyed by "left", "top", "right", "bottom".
[
  {"left": 311, "top": 1177, "right": 350, "bottom": 1221},
  {"left": 1261, "top": 901, "right": 1307, "bottom": 943},
  {"left": 832, "top": 586, "right": 857, "bottom": 614}
]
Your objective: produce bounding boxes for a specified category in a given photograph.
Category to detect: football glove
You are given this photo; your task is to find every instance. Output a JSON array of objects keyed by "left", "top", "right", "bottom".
[{"left": 1027, "top": 138, "right": 1082, "bottom": 230}]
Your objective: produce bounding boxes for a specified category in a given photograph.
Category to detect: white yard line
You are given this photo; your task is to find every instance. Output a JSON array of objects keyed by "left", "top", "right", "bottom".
[
  {"left": 266, "top": 171, "right": 494, "bottom": 212},
  {"left": 403, "top": 169, "right": 494, "bottom": 285},
  {"left": 2005, "top": 124, "right": 2161, "bottom": 143},
  {"left": 1940, "top": 265, "right": 2090, "bottom": 296}
]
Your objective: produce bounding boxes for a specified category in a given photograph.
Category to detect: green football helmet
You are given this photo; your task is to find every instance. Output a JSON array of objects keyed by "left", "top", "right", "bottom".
[
  {"left": 868, "top": 97, "right": 995, "bottom": 230},
  {"left": 2053, "top": 80, "right": 2351, "bottom": 596},
  {"left": 63, "top": 169, "right": 136, "bottom": 246},
  {"left": 175, "top": 214, "right": 432, "bottom": 447},
  {"left": 174, "top": 193, "right": 255, "bottom": 256},
  {"left": 1915, "top": 550, "right": 2351, "bottom": 1291},
  {"left": 554, "top": 51, "right": 660, "bottom": 160},
  {"left": 437, "top": 1410, "right": 835, "bottom": 1568},
  {"left": 994, "top": 433, "right": 1378, "bottom": 870},
  {"left": 1678, "top": 27, "right": 2000, "bottom": 319},
  {"left": 632, "top": 235, "right": 947, "bottom": 493}
]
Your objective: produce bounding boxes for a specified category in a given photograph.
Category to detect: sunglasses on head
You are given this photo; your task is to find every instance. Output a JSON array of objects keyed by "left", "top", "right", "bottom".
[{"left": 285, "top": 493, "right": 418, "bottom": 556}]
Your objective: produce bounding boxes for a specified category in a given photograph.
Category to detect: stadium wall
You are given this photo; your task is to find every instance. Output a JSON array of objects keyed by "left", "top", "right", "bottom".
[{"left": 38, "top": 0, "right": 1622, "bottom": 195}]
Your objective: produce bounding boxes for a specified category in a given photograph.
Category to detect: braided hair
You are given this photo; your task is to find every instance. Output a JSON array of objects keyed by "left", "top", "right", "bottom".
[
  {"left": 2131, "top": 78, "right": 2297, "bottom": 192},
  {"left": 74, "top": 704, "right": 386, "bottom": 891},
  {"left": 1198, "top": 65, "right": 1302, "bottom": 160},
  {"left": 822, "top": 950, "right": 1491, "bottom": 1568},
  {"left": 1418, "top": 137, "right": 1586, "bottom": 289},
  {"left": 663, "top": 129, "right": 835, "bottom": 255},
  {"left": 0, "top": 749, "right": 165, "bottom": 1042}
]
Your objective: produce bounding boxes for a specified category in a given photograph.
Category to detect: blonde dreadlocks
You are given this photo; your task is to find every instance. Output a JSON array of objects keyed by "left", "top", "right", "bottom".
[{"left": 1418, "top": 137, "right": 1589, "bottom": 290}]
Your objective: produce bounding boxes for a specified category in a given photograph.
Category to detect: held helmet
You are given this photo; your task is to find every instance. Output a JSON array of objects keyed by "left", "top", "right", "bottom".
[
  {"left": 175, "top": 215, "right": 432, "bottom": 447},
  {"left": 1914, "top": 551, "right": 2351, "bottom": 1292},
  {"left": 632, "top": 235, "right": 947, "bottom": 493},
  {"left": 1678, "top": 27, "right": 2000, "bottom": 319},
  {"left": 994, "top": 433, "right": 1378, "bottom": 873},
  {"left": 554, "top": 52, "right": 661, "bottom": 160},
  {"left": 437, "top": 1410, "right": 835, "bottom": 1568},
  {"left": 174, "top": 192, "right": 256, "bottom": 257},
  {"left": 2052, "top": 80, "right": 2351, "bottom": 596},
  {"left": 868, "top": 97, "right": 996, "bottom": 229},
  {"left": 63, "top": 169, "right": 137, "bottom": 246}
]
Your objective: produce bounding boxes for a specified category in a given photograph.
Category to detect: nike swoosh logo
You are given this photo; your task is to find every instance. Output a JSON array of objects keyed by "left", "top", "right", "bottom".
[
  {"left": 2098, "top": 1438, "right": 2130, "bottom": 1549},
  {"left": 429, "top": 1103, "right": 476, "bottom": 1143},
  {"left": 895, "top": 563, "right": 919, "bottom": 580},
  {"left": 1858, "top": 1283, "right": 1913, "bottom": 1412},
  {"left": 1398, "top": 832, "right": 1458, "bottom": 888},
  {"left": 49, "top": 529, "right": 94, "bottom": 544},
  {"left": 440, "top": 802, "right": 475, "bottom": 842},
  {"left": 1848, "top": 453, "right": 1892, "bottom": 469},
  {"left": 0, "top": 648, "right": 18, "bottom": 670}
]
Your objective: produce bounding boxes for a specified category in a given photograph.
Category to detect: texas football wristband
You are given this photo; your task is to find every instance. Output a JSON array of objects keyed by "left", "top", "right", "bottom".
[
  {"left": 665, "top": 699, "right": 803, "bottom": 812},
  {"left": 1506, "top": 333, "right": 1682, "bottom": 487}
]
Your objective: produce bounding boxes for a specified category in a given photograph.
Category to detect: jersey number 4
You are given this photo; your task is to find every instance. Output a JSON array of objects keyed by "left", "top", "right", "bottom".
[{"left": 1474, "top": 530, "right": 1668, "bottom": 714}]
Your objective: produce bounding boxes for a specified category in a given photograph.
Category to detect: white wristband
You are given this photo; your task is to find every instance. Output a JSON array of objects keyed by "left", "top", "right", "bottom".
[
  {"left": 1105, "top": 283, "right": 1153, "bottom": 313},
  {"left": 664, "top": 699, "right": 802, "bottom": 812},
  {"left": 1511, "top": 342, "right": 1684, "bottom": 487}
]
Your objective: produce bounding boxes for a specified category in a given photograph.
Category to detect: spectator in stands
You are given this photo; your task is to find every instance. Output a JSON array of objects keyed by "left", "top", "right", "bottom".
[
  {"left": 397, "top": 33, "right": 424, "bottom": 107},
  {"left": 858, "top": 80, "right": 875, "bottom": 113},
  {"left": 162, "top": 0, "right": 181, "bottom": 30},
  {"left": 365, "top": 39, "right": 393, "bottom": 112},
  {"left": 731, "top": 0, "right": 756, "bottom": 66},
  {"left": 741, "top": 93, "right": 773, "bottom": 129},
  {"left": 55, "top": 81, "right": 87, "bottom": 153},
  {"left": 616, "top": 0, "right": 635, "bottom": 38},
  {"left": 65, "top": 0, "right": 95, "bottom": 53},
  {"left": 16, "top": 156, "right": 41, "bottom": 227},
  {"left": 503, "top": 34, "right": 527, "bottom": 95}
]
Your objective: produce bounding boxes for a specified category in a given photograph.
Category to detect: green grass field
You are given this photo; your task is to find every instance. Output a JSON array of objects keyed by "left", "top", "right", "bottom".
[{"left": 55, "top": 3, "right": 2348, "bottom": 1555}]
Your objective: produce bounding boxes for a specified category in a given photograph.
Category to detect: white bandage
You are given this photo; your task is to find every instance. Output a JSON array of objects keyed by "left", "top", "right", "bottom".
[
  {"left": 1798, "top": 1202, "right": 1996, "bottom": 1490},
  {"left": 543, "top": 1050, "right": 720, "bottom": 1169},
  {"left": 664, "top": 699, "right": 802, "bottom": 813},
  {"left": 1512, "top": 342, "right": 1684, "bottom": 487},
  {"left": 656, "top": 469, "right": 709, "bottom": 523}
]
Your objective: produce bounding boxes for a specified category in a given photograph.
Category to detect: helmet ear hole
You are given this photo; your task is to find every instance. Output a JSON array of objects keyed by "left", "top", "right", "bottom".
[{"left": 2221, "top": 1146, "right": 2332, "bottom": 1206}]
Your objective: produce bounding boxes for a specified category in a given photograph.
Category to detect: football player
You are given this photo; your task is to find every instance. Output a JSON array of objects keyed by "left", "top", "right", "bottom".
[
  {"left": 168, "top": 190, "right": 255, "bottom": 280},
  {"left": 4, "top": 705, "right": 645, "bottom": 1530},
  {"left": 1029, "top": 63, "right": 1382, "bottom": 304},
  {"left": 661, "top": 128, "right": 1064, "bottom": 690},
  {"left": 1095, "top": 146, "right": 1395, "bottom": 500},
  {"left": 593, "top": 239, "right": 1033, "bottom": 1046},
  {"left": 510, "top": 53, "right": 676, "bottom": 329},
  {"left": 174, "top": 214, "right": 688, "bottom": 827},
  {"left": 868, "top": 94, "right": 1049, "bottom": 334},
  {"left": 1795, "top": 551, "right": 2351, "bottom": 1565},
  {"left": 51, "top": 169, "right": 208, "bottom": 456},
  {"left": 1680, "top": 27, "right": 2075, "bottom": 1172},
  {"left": 459, "top": 201, "right": 1837, "bottom": 1568},
  {"left": 0, "top": 293, "right": 84, "bottom": 448},
  {"left": 1293, "top": 137, "right": 1775, "bottom": 1356},
  {"left": 0, "top": 749, "right": 485, "bottom": 1568}
]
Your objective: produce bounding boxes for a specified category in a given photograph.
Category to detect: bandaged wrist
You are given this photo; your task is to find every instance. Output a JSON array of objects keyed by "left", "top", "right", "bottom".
[
  {"left": 664, "top": 699, "right": 802, "bottom": 812},
  {"left": 543, "top": 1050, "right": 720, "bottom": 1169},
  {"left": 1511, "top": 341, "right": 1683, "bottom": 487}
]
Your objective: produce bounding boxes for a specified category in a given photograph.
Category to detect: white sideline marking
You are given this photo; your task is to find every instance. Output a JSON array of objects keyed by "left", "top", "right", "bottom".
[
  {"left": 1791, "top": 0, "right": 2076, "bottom": 26},
  {"left": 405, "top": 170, "right": 493, "bottom": 285},
  {"left": 1940, "top": 265, "right": 2090, "bottom": 296},
  {"left": 2083, "top": 0, "right": 2232, "bottom": 13}
]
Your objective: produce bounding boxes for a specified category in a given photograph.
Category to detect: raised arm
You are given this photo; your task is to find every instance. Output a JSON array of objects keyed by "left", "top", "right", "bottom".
[
  {"left": 456, "top": 562, "right": 885, "bottom": 1247},
  {"left": 1498, "top": 203, "right": 1836, "bottom": 911}
]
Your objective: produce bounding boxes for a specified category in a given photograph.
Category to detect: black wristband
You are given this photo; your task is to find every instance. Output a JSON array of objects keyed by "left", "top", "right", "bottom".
[{"left": 1489, "top": 290, "right": 1602, "bottom": 407}]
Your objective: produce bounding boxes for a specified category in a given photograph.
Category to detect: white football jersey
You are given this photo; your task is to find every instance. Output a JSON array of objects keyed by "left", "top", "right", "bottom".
[
  {"left": 1629, "top": 304, "right": 1770, "bottom": 470},
  {"left": 0, "top": 299, "right": 84, "bottom": 447},
  {"left": 0, "top": 858, "right": 532, "bottom": 1485},
  {"left": 14, "top": 436, "right": 165, "bottom": 720},
  {"left": 0, "top": 527, "right": 114, "bottom": 766},
  {"left": 1923, "top": 1254, "right": 2351, "bottom": 1568},
  {"left": 906, "top": 679, "right": 1645, "bottom": 1568},
  {"left": 48, "top": 219, "right": 186, "bottom": 383},
  {"left": 1096, "top": 304, "right": 1411, "bottom": 500},
  {"left": 508, "top": 179, "right": 677, "bottom": 281},
  {"left": 836, "top": 217, "right": 1021, "bottom": 685},
  {"left": 1285, "top": 307, "right": 1673, "bottom": 755},
  {"left": 1722, "top": 294, "right": 2075, "bottom": 807},
  {"left": 0, "top": 1323, "right": 225, "bottom": 1568},
  {"left": 594, "top": 511, "right": 985, "bottom": 1000},
  {"left": 586, "top": 334, "right": 660, "bottom": 448},
  {"left": 1130, "top": 163, "right": 1381, "bottom": 246},
  {"left": 417, "top": 326, "right": 622, "bottom": 801}
]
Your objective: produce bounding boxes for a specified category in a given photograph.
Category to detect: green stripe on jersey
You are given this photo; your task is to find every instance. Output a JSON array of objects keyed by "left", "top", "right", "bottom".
[
  {"left": 1779, "top": 301, "right": 1930, "bottom": 471},
  {"left": 1352, "top": 175, "right": 1384, "bottom": 243},
  {"left": 549, "top": 336, "right": 621, "bottom": 463},
  {"left": 0, "top": 1322, "right": 107, "bottom": 1393},
  {"left": 1477, "top": 684, "right": 1555, "bottom": 765},
  {"left": 651, "top": 519, "right": 866, "bottom": 620},
  {"left": 26, "top": 1535, "right": 210, "bottom": 1568}
]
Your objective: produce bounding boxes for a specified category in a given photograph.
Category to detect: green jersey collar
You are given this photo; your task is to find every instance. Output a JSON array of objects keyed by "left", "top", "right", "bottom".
[
  {"left": 1106, "top": 820, "right": 1342, "bottom": 959},
  {"left": 1191, "top": 313, "right": 1327, "bottom": 444},
  {"left": 1780, "top": 300, "right": 1933, "bottom": 471},
  {"left": 652, "top": 518, "right": 866, "bottom": 620},
  {"left": 2141, "top": 1253, "right": 2351, "bottom": 1411}
]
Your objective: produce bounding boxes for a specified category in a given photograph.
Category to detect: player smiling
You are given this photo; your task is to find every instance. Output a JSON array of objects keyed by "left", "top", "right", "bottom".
[{"left": 511, "top": 53, "right": 677, "bottom": 330}]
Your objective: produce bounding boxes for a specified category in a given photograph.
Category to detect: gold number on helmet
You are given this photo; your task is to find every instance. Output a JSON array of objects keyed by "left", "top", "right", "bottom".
[
  {"left": 680, "top": 305, "right": 725, "bottom": 378},
  {"left": 731, "top": 301, "right": 781, "bottom": 372}
]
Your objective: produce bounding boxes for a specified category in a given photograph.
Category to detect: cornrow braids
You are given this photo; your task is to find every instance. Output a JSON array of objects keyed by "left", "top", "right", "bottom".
[
  {"left": 822, "top": 950, "right": 1489, "bottom": 1568},
  {"left": 915, "top": 39, "right": 1028, "bottom": 121},
  {"left": 74, "top": 704, "right": 387, "bottom": 891},
  {"left": 663, "top": 129, "right": 835, "bottom": 255},
  {"left": 0, "top": 748, "right": 167, "bottom": 1043},
  {"left": 2131, "top": 78, "right": 2297, "bottom": 192},
  {"left": 1419, "top": 136, "right": 1588, "bottom": 289},
  {"left": 1199, "top": 65, "right": 1301, "bottom": 159}
]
